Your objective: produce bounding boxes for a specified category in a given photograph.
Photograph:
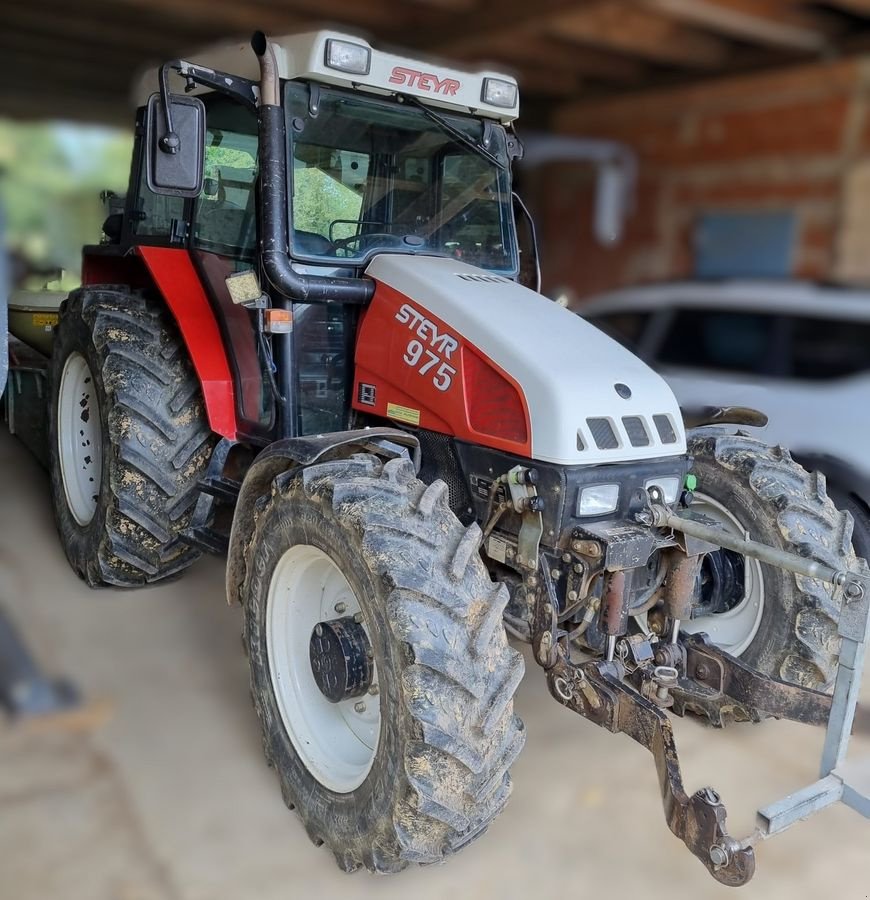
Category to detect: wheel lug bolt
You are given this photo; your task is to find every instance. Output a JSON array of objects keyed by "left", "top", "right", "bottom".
[
  {"left": 314, "top": 624, "right": 323, "bottom": 637},
  {"left": 354, "top": 701, "right": 367, "bottom": 713},
  {"left": 353, "top": 612, "right": 363, "bottom": 624},
  {"left": 334, "top": 601, "right": 347, "bottom": 614},
  {"left": 368, "top": 684, "right": 379, "bottom": 696}
]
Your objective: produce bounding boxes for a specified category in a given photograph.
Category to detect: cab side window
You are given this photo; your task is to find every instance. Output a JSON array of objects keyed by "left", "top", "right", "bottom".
[
  {"left": 193, "top": 128, "right": 258, "bottom": 258},
  {"left": 129, "top": 154, "right": 185, "bottom": 239}
]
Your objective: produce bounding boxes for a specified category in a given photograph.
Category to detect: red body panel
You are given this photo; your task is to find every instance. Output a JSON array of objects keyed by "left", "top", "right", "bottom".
[
  {"left": 352, "top": 281, "right": 531, "bottom": 456},
  {"left": 135, "top": 247, "right": 237, "bottom": 440}
]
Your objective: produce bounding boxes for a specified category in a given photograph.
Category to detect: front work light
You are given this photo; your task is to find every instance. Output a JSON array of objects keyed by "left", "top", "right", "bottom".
[
  {"left": 325, "top": 39, "right": 371, "bottom": 76},
  {"left": 482, "top": 77, "right": 518, "bottom": 109},
  {"left": 577, "top": 484, "right": 620, "bottom": 517},
  {"left": 644, "top": 476, "right": 681, "bottom": 504}
]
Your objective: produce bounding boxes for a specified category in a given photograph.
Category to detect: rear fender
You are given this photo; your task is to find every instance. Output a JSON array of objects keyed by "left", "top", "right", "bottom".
[
  {"left": 225, "top": 428, "right": 421, "bottom": 605},
  {"left": 82, "top": 245, "right": 237, "bottom": 440}
]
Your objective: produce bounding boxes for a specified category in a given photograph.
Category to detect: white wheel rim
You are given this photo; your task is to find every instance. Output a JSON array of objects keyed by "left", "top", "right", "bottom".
[
  {"left": 680, "top": 492, "right": 764, "bottom": 657},
  {"left": 57, "top": 352, "right": 103, "bottom": 527},
  {"left": 266, "top": 545, "right": 380, "bottom": 793}
]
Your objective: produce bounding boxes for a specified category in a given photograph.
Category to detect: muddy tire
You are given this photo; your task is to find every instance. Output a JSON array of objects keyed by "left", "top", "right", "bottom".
[
  {"left": 242, "top": 454, "right": 526, "bottom": 873},
  {"left": 48, "top": 287, "right": 214, "bottom": 587},
  {"left": 682, "top": 430, "right": 859, "bottom": 722}
]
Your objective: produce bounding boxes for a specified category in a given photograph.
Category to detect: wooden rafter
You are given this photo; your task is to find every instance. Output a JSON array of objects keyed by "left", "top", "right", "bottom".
[
  {"left": 548, "top": 1, "right": 734, "bottom": 68},
  {"left": 4, "top": 0, "right": 870, "bottom": 124},
  {"left": 643, "top": 0, "right": 835, "bottom": 51}
]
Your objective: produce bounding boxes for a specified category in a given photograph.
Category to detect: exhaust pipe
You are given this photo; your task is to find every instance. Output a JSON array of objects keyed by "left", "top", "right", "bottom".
[{"left": 251, "top": 31, "right": 373, "bottom": 306}]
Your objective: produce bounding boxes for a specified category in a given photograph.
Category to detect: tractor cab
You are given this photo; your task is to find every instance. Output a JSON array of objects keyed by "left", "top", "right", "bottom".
[{"left": 108, "top": 31, "right": 526, "bottom": 444}]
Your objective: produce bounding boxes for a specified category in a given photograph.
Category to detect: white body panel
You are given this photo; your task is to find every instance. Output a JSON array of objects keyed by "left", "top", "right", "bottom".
[
  {"left": 367, "top": 255, "right": 686, "bottom": 466},
  {"left": 135, "top": 30, "right": 519, "bottom": 123}
]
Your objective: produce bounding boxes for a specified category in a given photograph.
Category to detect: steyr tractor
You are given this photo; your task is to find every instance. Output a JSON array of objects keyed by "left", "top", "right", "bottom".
[{"left": 9, "top": 29, "right": 870, "bottom": 886}]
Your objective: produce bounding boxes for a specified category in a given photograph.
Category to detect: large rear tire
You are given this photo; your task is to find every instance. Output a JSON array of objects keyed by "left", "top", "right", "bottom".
[
  {"left": 242, "top": 454, "right": 526, "bottom": 873},
  {"left": 682, "top": 431, "right": 858, "bottom": 722},
  {"left": 48, "top": 287, "right": 214, "bottom": 587}
]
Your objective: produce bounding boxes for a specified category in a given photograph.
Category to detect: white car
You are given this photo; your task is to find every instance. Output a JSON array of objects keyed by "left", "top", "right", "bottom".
[{"left": 581, "top": 280, "right": 870, "bottom": 555}]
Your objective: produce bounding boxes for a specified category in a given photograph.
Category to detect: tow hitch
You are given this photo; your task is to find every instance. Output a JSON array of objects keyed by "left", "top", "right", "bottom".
[{"left": 534, "top": 504, "right": 870, "bottom": 887}]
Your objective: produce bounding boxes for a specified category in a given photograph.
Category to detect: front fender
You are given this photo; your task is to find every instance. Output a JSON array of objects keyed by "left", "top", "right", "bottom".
[{"left": 225, "top": 428, "right": 420, "bottom": 605}]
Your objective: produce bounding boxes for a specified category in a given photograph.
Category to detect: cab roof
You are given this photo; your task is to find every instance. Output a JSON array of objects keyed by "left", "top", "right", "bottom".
[{"left": 134, "top": 30, "right": 520, "bottom": 124}]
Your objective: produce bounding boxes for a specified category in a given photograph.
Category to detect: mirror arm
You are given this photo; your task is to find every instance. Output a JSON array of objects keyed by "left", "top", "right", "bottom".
[
  {"left": 175, "top": 61, "right": 259, "bottom": 110},
  {"left": 158, "top": 62, "right": 181, "bottom": 154},
  {"left": 157, "top": 58, "right": 259, "bottom": 157}
]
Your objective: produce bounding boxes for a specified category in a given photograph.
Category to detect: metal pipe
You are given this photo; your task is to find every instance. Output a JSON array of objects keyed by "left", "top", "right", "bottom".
[
  {"left": 251, "top": 32, "right": 374, "bottom": 307},
  {"left": 655, "top": 508, "right": 850, "bottom": 588}
]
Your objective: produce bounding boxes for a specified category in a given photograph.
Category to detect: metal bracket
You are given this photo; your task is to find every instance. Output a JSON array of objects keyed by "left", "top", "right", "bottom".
[
  {"left": 546, "top": 654, "right": 756, "bottom": 885},
  {"left": 753, "top": 570, "right": 870, "bottom": 839},
  {"left": 505, "top": 465, "right": 543, "bottom": 570}
]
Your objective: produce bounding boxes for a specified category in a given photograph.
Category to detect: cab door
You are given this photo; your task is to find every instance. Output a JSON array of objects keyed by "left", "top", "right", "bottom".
[{"left": 188, "top": 96, "right": 273, "bottom": 443}]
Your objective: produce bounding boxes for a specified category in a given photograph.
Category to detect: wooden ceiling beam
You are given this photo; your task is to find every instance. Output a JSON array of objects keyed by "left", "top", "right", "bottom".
[
  {"left": 516, "top": 70, "right": 584, "bottom": 97},
  {"left": 413, "top": 0, "right": 586, "bottom": 57},
  {"left": 421, "top": 0, "right": 734, "bottom": 69},
  {"left": 642, "top": 0, "right": 834, "bottom": 51},
  {"left": 462, "top": 35, "right": 649, "bottom": 83},
  {"left": 0, "top": 23, "right": 168, "bottom": 72},
  {"left": 25, "top": 0, "right": 245, "bottom": 44},
  {"left": 549, "top": 1, "right": 734, "bottom": 68},
  {"left": 818, "top": 0, "right": 870, "bottom": 14}
]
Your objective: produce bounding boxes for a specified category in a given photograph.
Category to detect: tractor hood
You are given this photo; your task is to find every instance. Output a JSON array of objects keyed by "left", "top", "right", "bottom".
[{"left": 365, "top": 255, "right": 686, "bottom": 466}]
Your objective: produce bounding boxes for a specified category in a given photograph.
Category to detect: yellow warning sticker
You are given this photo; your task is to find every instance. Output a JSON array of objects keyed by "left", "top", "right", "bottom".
[
  {"left": 386, "top": 402, "right": 421, "bottom": 426},
  {"left": 33, "top": 313, "right": 58, "bottom": 327}
]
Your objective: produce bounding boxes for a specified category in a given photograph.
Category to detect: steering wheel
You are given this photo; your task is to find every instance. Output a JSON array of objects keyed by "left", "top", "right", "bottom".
[{"left": 331, "top": 233, "right": 407, "bottom": 253}]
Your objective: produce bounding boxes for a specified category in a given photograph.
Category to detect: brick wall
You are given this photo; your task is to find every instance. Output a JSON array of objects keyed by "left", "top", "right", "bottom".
[{"left": 537, "top": 56, "right": 870, "bottom": 301}]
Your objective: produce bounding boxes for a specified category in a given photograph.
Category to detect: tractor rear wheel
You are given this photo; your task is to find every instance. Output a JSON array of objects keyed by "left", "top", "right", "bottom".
[
  {"left": 242, "top": 454, "right": 526, "bottom": 873},
  {"left": 682, "top": 430, "right": 858, "bottom": 722},
  {"left": 48, "top": 287, "right": 214, "bottom": 587}
]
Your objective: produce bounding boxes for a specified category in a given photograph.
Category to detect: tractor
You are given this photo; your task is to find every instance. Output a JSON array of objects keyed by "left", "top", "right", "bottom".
[{"left": 8, "top": 29, "right": 870, "bottom": 886}]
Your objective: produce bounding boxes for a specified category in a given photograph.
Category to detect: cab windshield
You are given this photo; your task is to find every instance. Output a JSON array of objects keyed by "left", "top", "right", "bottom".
[{"left": 285, "top": 81, "right": 518, "bottom": 275}]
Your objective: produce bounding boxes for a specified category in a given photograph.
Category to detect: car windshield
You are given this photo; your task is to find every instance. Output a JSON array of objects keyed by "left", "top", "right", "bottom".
[{"left": 285, "top": 81, "right": 518, "bottom": 274}]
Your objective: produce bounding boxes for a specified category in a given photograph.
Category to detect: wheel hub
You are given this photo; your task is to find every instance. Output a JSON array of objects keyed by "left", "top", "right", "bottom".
[
  {"left": 309, "top": 616, "right": 373, "bottom": 703},
  {"left": 697, "top": 549, "right": 745, "bottom": 616}
]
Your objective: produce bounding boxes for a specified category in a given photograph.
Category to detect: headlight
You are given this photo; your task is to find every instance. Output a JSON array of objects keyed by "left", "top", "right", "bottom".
[
  {"left": 324, "top": 39, "right": 371, "bottom": 75},
  {"left": 644, "top": 476, "right": 681, "bottom": 504},
  {"left": 577, "top": 483, "right": 620, "bottom": 517},
  {"left": 482, "top": 77, "right": 518, "bottom": 109}
]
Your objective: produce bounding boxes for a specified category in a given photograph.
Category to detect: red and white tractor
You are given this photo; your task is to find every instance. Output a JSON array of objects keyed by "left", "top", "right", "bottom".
[{"left": 8, "top": 29, "right": 870, "bottom": 886}]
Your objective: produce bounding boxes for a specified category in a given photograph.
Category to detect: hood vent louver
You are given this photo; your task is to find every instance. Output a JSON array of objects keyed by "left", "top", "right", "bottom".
[
  {"left": 587, "top": 417, "right": 619, "bottom": 450},
  {"left": 622, "top": 416, "right": 650, "bottom": 447}
]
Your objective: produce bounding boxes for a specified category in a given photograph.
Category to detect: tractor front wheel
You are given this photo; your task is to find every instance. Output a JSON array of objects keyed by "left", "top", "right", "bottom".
[
  {"left": 242, "top": 454, "right": 526, "bottom": 873},
  {"left": 682, "top": 431, "right": 857, "bottom": 722}
]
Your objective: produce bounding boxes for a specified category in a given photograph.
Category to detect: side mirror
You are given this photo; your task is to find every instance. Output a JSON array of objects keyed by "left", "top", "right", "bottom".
[{"left": 145, "top": 93, "right": 205, "bottom": 198}]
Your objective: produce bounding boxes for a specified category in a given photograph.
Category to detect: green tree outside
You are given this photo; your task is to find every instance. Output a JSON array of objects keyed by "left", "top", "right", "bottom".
[{"left": 0, "top": 118, "right": 133, "bottom": 287}]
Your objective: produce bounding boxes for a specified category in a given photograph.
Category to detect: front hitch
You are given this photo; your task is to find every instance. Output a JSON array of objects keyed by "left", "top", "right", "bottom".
[
  {"left": 547, "top": 654, "right": 756, "bottom": 886},
  {"left": 530, "top": 504, "right": 870, "bottom": 886}
]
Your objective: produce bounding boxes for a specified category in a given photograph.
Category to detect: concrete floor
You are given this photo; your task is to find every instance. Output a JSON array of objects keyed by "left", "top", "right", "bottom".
[{"left": 1, "top": 426, "right": 869, "bottom": 900}]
